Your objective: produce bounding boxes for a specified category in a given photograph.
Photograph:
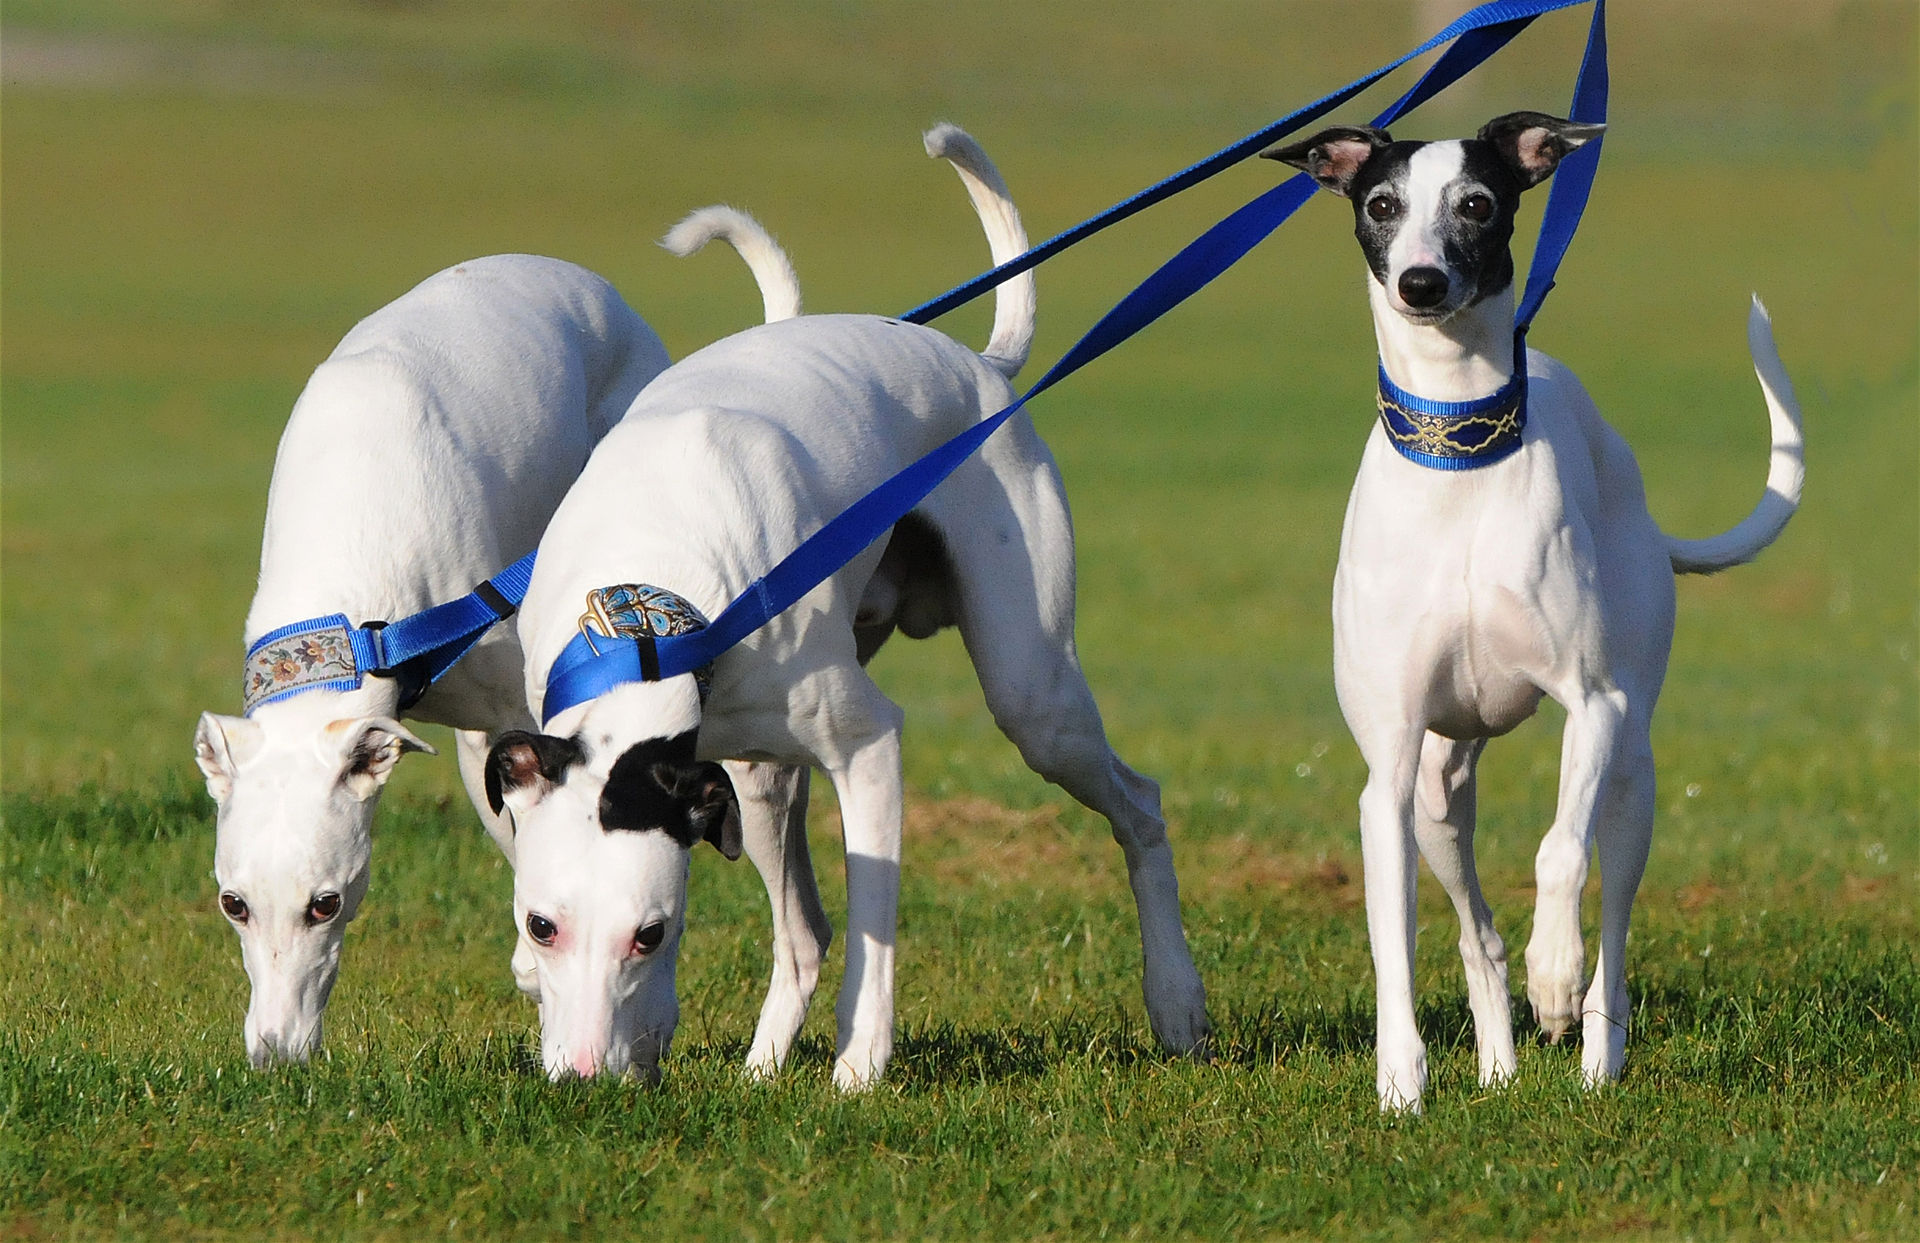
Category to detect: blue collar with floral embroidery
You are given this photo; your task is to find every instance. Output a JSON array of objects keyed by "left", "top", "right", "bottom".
[{"left": 242, "top": 553, "right": 534, "bottom": 715}]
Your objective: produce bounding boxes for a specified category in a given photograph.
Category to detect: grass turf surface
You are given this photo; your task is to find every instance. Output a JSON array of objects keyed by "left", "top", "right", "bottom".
[{"left": 3, "top": 1, "right": 1916, "bottom": 1238}]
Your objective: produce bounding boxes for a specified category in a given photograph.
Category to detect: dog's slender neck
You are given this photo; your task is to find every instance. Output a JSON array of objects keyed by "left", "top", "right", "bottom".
[{"left": 1368, "top": 277, "right": 1517, "bottom": 405}]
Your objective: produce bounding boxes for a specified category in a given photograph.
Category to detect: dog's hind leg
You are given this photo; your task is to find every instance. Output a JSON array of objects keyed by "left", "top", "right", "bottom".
[
  {"left": 731, "top": 761, "right": 834, "bottom": 1078},
  {"left": 987, "top": 662, "right": 1211, "bottom": 1056},
  {"left": 932, "top": 453, "right": 1210, "bottom": 1056},
  {"left": 1412, "top": 732, "right": 1515, "bottom": 1086},
  {"left": 1581, "top": 719, "right": 1655, "bottom": 1086},
  {"left": 1525, "top": 688, "right": 1628, "bottom": 1043}
]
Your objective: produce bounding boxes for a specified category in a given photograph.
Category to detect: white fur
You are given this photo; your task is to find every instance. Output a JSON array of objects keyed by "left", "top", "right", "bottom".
[
  {"left": 503, "top": 127, "right": 1209, "bottom": 1089},
  {"left": 662, "top": 206, "right": 804, "bottom": 324},
  {"left": 923, "top": 121, "right": 1036, "bottom": 376},
  {"left": 195, "top": 236, "right": 798, "bottom": 1068},
  {"left": 1334, "top": 166, "right": 1804, "bottom": 1111}
]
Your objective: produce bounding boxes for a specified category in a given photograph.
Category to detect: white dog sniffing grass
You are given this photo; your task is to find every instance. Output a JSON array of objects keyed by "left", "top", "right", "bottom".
[
  {"left": 193, "top": 236, "right": 802, "bottom": 1069},
  {"left": 487, "top": 124, "right": 1212, "bottom": 1089},
  {"left": 1262, "top": 113, "right": 1803, "bottom": 1111}
]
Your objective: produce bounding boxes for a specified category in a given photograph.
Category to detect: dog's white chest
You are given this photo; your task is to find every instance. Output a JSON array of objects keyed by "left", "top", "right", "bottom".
[{"left": 1333, "top": 434, "right": 1566, "bottom": 739}]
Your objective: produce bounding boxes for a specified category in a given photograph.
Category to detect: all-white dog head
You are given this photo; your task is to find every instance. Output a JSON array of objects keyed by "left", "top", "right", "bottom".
[
  {"left": 194, "top": 702, "right": 433, "bottom": 1068},
  {"left": 1262, "top": 111, "right": 1604, "bottom": 326},
  {"left": 484, "top": 679, "right": 740, "bottom": 1081}
]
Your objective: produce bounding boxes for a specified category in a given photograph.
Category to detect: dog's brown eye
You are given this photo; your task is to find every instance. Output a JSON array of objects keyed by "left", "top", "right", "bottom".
[
  {"left": 219, "top": 892, "right": 249, "bottom": 923},
  {"left": 307, "top": 892, "right": 342, "bottom": 924},
  {"left": 1460, "top": 193, "right": 1494, "bottom": 222},
  {"left": 1367, "top": 195, "right": 1399, "bottom": 222},
  {"left": 527, "top": 913, "right": 558, "bottom": 946},
  {"left": 634, "top": 922, "right": 666, "bottom": 954}
]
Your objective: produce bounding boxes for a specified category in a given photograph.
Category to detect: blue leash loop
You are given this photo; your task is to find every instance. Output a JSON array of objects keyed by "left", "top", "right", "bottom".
[{"left": 538, "top": 0, "right": 1608, "bottom": 725}]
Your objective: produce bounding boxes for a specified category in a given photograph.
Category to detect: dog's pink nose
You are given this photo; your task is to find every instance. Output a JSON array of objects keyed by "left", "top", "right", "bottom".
[{"left": 570, "top": 1048, "right": 600, "bottom": 1078}]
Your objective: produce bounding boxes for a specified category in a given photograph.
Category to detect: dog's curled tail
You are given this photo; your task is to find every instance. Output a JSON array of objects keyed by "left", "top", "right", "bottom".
[
  {"left": 660, "top": 206, "right": 803, "bottom": 323},
  {"left": 924, "top": 123, "right": 1035, "bottom": 379},
  {"left": 1665, "top": 295, "right": 1805, "bottom": 575}
]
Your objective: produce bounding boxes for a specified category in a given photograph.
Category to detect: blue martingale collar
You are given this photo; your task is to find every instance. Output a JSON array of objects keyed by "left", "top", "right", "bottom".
[
  {"left": 541, "top": 584, "right": 716, "bottom": 727},
  {"left": 241, "top": 553, "right": 534, "bottom": 716},
  {"left": 1375, "top": 363, "right": 1527, "bottom": 471},
  {"left": 243, "top": 616, "right": 377, "bottom": 714}
]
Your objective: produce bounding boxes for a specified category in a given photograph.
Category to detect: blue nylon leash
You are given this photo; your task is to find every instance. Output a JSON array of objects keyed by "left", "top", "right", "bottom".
[
  {"left": 902, "top": 0, "right": 1591, "bottom": 327},
  {"left": 539, "top": 0, "right": 1607, "bottom": 724}
]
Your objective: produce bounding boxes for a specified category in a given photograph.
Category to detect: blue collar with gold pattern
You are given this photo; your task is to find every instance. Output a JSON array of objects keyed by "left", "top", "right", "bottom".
[{"left": 1375, "top": 364, "right": 1527, "bottom": 471}]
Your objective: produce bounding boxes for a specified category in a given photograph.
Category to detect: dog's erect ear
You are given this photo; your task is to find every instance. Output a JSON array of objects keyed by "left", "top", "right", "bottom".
[
  {"left": 194, "top": 712, "right": 263, "bottom": 804},
  {"left": 600, "top": 736, "right": 742, "bottom": 860},
  {"left": 327, "top": 716, "right": 436, "bottom": 802},
  {"left": 1477, "top": 111, "right": 1605, "bottom": 189},
  {"left": 485, "top": 730, "right": 583, "bottom": 816},
  {"left": 1260, "top": 125, "right": 1392, "bottom": 197}
]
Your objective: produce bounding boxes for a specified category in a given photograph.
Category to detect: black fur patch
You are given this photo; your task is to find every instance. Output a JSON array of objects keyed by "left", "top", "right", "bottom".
[
  {"left": 484, "top": 731, "right": 586, "bottom": 814},
  {"left": 1343, "top": 139, "right": 1527, "bottom": 308},
  {"left": 599, "top": 731, "right": 742, "bottom": 859}
]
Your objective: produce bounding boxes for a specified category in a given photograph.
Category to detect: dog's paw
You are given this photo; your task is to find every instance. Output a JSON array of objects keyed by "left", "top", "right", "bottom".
[
  {"left": 832, "top": 1056, "right": 883, "bottom": 1093},
  {"left": 1143, "top": 958, "right": 1212, "bottom": 1056},
  {"left": 1376, "top": 1044, "right": 1429, "bottom": 1114},
  {"left": 1579, "top": 990, "right": 1628, "bottom": 1086},
  {"left": 1525, "top": 934, "right": 1587, "bottom": 1040}
]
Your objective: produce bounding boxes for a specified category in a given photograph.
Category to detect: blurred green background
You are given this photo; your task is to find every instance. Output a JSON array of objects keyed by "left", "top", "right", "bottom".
[
  {"left": 3, "top": 4, "right": 1915, "bottom": 1237},
  {"left": 6, "top": 0, "right": 1913, "bottom": 831},
  {"left": 3, "top": 0, "right": 1913, "bottom": 931}
]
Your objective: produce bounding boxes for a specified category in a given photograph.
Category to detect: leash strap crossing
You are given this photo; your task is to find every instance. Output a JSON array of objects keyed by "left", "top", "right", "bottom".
[{"left": 538, "top": 0, "right": 1607, "bottom": 723}]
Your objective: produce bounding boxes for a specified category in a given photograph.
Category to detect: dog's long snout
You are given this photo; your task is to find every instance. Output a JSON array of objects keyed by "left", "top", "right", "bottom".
[{"left": 1398, "top": 266, "right": 1450, "bottom": 309}]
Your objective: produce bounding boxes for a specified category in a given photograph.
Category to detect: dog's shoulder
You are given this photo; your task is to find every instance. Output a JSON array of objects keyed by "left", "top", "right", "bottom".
[{"left": 1524, "top": 348, "right": 1654, "bottom": 522}]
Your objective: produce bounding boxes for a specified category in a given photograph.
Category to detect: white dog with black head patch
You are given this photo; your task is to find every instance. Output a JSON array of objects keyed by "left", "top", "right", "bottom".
[
  {"left": 1263, "top": 113, "right": 1803, "bottom": 1111},
  {"left": 193, "top": 231, "right": 804, "bottom": 1069},
  {"left": 487, "top": 125, "right": 1213, "bottom": 1089}
]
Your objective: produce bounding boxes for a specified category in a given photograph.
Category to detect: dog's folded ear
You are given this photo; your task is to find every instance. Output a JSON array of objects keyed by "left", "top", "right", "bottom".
[
  {"left": 486, "top": 730, "right": 585, "bottom": 816},
  {"left": 1260, "top": 125, "right": 1392, "bottom": 198},
  {"left": 1477, "top": 111, "right": 1605, "bottom": 189},
  {"left": 665, "top": 762, "right": 743, "bottom": 861},
  {"left": 194, "top": 712, "right": 264, "bottom": 805},
  {"left": 328, "top": 716, "right": 436, "bottom": 802},
  {"left": 600, "top": 735, "right": 743, "bottom": 859}
]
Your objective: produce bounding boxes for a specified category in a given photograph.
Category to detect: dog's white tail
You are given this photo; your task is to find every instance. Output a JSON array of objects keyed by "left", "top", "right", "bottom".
[
  {"left": 660, "top": 206, "right": 803, "bottom": 323},
  {"left": 1664, "top": 296, "right": 1805, "bottom": 575},
  {"left": 924, "top": 123, "right": 1036, "bottom": 378}
]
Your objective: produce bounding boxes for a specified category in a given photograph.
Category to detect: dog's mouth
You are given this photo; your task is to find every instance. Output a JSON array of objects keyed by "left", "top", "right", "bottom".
[{"left": 1394, "top": 302, "right": 1459, "bottom": 326}]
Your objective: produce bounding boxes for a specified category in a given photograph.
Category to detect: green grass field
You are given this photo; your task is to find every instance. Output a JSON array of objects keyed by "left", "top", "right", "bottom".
[{"left": 4, "top": 2, "right": 1916, "bottom": 1238}]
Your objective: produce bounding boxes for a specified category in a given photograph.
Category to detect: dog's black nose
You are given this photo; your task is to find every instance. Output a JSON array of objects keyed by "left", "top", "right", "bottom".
[{"left": 1398, "top": 267, "right": 1450, "bottom": 309}]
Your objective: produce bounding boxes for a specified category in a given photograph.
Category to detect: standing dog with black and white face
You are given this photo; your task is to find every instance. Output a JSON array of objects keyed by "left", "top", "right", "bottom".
[
  {"left": 192, "top": 229, "right": 804, "bottom": 1070},
  {"left": 487, "top": 125, "right": 1212, "bottom": 1089},
  {"left": 1263, "top": 113, "right": 1803, "bottom": 1111}
]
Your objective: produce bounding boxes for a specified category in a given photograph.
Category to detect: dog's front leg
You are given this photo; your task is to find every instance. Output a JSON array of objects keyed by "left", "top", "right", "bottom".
[
  {"left": 1581, "top": 718, "right": 1655, "bottom": 1087},
  {"left": 1526, "top": 688, "right": 1628, "bottom": 1045},
  {"left": 817, "top": 685, "right": 907, "bottom": 1092},
  {"left": 456, "top": 728, "right": 519, "bottom": 864},
  {"left": 732, "top": 761, "right": 833, "bottom": 1079},
  {"left": 1356, "top": 729, "right": 1428, "bottom": 1112}
]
